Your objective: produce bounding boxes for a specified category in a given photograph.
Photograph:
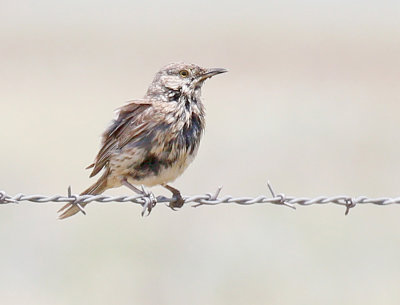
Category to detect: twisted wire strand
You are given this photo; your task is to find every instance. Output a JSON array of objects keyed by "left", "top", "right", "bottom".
[{"left": 1, "top": 183, "right": 400, "bottom": 216}]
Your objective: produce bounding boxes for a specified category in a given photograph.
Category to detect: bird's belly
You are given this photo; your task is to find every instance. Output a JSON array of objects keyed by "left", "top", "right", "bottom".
[
  {"left": 108, "top": 144, "right": 198, "bottom": 187},
  {"left": 128, "top": 152, "right": 196, "bottom": 187},
  {"left": 129, "top": 163, "right": 185, "bottom": 186}
]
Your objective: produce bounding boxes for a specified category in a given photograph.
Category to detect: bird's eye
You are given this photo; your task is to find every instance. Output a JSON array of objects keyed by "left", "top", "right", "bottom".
[{"left": 179, "top": 70, "right": 189, "bottom": 78}]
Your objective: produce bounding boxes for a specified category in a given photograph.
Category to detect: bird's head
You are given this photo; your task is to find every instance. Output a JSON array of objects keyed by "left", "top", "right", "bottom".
[{"left": 146, "top": 62, "right": 227, "bottom": 100}]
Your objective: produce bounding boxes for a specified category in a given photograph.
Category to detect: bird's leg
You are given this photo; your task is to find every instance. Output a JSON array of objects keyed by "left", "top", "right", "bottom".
[
  {"left": 162, "top": 184, "right": 185, "bottom": 210},
  {"left": 122, "top": 178, "right": 156, "bottom": 215},
  {"left": 121, "top": 178, "right": 143, "bottom": 195}
]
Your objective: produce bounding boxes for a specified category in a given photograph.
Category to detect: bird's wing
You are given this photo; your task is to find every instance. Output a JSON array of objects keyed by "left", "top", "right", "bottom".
[{"left": 88, "top": 100, "right": 153, "bottom": 178}]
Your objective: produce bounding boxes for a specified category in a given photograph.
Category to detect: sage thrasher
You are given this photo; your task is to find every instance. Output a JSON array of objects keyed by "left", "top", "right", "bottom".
[{"left": 58, "top": 62, "right": 227, "bottom": 219}]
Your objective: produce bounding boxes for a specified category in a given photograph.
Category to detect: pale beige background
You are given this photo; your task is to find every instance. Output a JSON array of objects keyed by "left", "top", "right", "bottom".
[{"left": 1, "top": 1, "right": 400, "bottom": 304}]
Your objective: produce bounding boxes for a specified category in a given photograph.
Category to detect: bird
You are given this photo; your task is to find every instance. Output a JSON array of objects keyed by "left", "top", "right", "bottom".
[{"left": 58, "top": 62, "right": 227, "bottom": 219}]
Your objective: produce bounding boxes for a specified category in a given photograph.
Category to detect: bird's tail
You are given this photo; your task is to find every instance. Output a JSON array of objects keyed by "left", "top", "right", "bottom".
[{"left": 58, "top": 169, "right": 110, "bottom": 220}]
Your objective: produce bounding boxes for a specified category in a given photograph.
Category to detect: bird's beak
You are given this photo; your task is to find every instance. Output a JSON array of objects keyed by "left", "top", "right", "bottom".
[{"left": 197, "top": 68, "right": 228, "bottom": 82}]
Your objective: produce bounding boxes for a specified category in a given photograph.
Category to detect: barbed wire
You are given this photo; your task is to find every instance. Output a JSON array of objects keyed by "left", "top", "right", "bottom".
[
  {"left": 1, "top": 182, "right": 400, "bottom": 217},
  {"left": 0, "top": 182, "right": 400, "bottom": 215}
]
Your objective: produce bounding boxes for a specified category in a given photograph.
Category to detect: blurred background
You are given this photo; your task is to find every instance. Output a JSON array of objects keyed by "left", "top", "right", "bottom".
[{"left": 1, "top": 0, "right": 400, "bottom": 304}]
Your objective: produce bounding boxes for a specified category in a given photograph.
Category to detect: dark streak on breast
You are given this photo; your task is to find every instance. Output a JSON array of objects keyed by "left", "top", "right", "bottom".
[
  {"left": 179, "top": 112, "right": 203, "bottom": 154},
  {"left": 184, "top": 96, "right": 191, "bottom": 111}
]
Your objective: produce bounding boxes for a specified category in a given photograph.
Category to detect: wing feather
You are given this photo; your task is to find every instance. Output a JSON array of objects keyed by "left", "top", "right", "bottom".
[{"left": 88, "top": 100, "right": 153, "bottom": 177}]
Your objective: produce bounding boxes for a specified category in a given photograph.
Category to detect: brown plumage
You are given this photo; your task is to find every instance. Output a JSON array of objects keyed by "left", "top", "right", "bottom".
[{"left": 58, "top": 63, "right": 227, "bottom": 219}]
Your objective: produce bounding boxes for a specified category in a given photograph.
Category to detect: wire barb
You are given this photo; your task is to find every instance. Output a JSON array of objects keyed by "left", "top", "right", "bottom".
[
  {"left": 344, "top": 198, "right": 356, "bottom": 216},
  {"left": 0, "top": 191, "right": 17, "bottom": 204},
  {"left": 67, "top": 186, "right": 86, "bottom": 215},
  {"left": 139, "top": 185, "right": 157, "bottom": 216},
  {"left": 192, "top": 186, "right": 223, "bottom": 208},
  {"left": 267, "top": 181, "right": 296, "bottom": 210}
]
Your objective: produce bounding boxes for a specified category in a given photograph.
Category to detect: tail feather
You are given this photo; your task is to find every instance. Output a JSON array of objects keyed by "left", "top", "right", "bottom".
[{"left": 58, "top": 169, "right": 110, "bottom": 220}]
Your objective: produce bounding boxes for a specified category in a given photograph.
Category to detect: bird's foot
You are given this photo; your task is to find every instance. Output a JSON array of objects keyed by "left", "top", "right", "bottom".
[
  {"left": 170, "top": 192, "right": 185, "bottom": 210},
  {"left": 121, "top": 179, "right": 157, "bottom": 216},
  {"left": 162, "top": 184, "right": 185, "bottom": 210}
]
